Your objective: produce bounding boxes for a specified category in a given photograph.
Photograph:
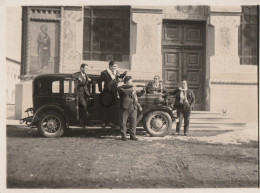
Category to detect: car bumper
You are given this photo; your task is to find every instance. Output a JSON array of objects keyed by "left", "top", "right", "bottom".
[
  {"left": 20, "top": 116, "right": 33, "bottom": 125},
  {"left": 20, "top": 107, "right": 34, "bottom": 125}
]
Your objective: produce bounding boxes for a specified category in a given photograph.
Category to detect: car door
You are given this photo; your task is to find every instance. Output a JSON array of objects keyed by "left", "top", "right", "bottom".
[
  {"left": 63, "top": 78, "right": 79, "bottom": 125},
  {"left": 87, "top": 80, "right": 103, "bottom": 124}
]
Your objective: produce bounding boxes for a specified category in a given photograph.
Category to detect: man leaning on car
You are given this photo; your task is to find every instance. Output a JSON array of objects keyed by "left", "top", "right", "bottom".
[{"left": 72, "top": 63, "right": 91, "bottom": 127}]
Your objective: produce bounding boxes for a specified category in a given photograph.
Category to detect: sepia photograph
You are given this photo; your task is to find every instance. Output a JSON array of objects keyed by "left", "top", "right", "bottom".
[{"left": 2, "top": 0, "right": 259, "bottom": 191}]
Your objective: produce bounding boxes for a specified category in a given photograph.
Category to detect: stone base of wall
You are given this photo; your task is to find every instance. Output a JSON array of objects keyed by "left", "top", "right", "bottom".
[
  {"left": 210, "top": 84, "right": 258, "bottom": 123},
  {"left": 15, "top": 81, "right": 33, "bottom": 119}
]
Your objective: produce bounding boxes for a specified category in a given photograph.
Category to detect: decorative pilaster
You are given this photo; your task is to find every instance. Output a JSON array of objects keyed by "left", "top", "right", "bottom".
[
  {"left": 130, "top": 11, "right": 163, "bottom": 80},
  {"left": 59, "top": 7, "right": 64, "bottom": 73},
  {"left": 25, "top": 7, "right": 31, "bottom": 75},
  {"left": 209, "top": 7, "right": 241, "bottom": 74},
  {"left": 62, "top": 7, "right": 83, "bottom": 73}
]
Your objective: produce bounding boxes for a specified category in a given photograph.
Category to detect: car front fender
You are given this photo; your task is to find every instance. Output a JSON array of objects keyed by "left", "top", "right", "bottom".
[
  {"left": 137, "top": 105, "right": 176, "bottom": 125},
  {"left": 30, "top": 105, "right": 66, "bottom": 126}
]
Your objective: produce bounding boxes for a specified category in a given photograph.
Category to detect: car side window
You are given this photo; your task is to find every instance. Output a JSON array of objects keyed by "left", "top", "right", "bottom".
[
  {"left": 52, "top": 81, "right": 60, "bottom": 93},
  {"left": 64, "top": 80, "right": 70, "bottom": 94},
  {"left": 94, "top": 83, "right": 100, "bottom": 94},
  {"left": 88, "top": 82, "right": 100, "bottom": 94},
  {"left": 71, "top": 81, "right": 75, "bottom": 94},
  {"left": 64, "top": 80, "right": 75, "bottom": 94}
]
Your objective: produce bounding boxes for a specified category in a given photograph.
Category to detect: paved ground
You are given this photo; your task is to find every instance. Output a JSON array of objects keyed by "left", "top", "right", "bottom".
[{"left": 6, "top": 105, "right": 259, "bottom": 188}]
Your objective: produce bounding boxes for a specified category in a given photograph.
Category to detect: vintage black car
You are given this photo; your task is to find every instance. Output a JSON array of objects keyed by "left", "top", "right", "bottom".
[{"left": 20, "top": 74, "right": 177, "bottom": 138}]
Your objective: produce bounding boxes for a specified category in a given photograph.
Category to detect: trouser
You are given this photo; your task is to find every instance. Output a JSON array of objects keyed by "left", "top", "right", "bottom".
[
  {"left": 78, "top": 93, "right": 89, "bottom": 124},
  {"left": 176, "top": 106, "right": 191, "bottom": 134},
  {"left": 101, "top": 91, "right": 119, "bottom": 125},
  {"left": 120, "top": 108, "right": 137, "bottom": 138}
]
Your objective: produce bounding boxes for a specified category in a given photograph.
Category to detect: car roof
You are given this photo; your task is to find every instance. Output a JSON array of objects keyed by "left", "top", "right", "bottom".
[{"left": 33, "top": 73, "right": 100, "bottom": 81}]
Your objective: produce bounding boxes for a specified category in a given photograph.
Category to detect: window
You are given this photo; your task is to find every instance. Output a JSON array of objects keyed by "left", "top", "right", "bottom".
[
  {"left": 239, "top": 6, "right": 258, "bottom": 65},
  {"left": 52, "top": 81, "right": 60, "bottom": 93},
  {"left": 64, "top": 80, "right": 70, "bottom": 94},
  {"left": 83, "top": 6, "right": 130, "bottom": 62},
  {"left": 64, "top": 80, "right": 75, "bottom": 94}
]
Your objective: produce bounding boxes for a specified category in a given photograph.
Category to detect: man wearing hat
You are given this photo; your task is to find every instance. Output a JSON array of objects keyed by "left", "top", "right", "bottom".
[
  {"left": 117, "top": 76, "right": 145, "bottom": 141},
  {"left": 72, "top": 63, "right": 91, "bottom": 127}
]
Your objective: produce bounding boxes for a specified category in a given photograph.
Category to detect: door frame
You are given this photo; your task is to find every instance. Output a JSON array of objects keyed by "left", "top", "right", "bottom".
[{"left": 161, "top": 19, "right": 207, "bottom": 110}]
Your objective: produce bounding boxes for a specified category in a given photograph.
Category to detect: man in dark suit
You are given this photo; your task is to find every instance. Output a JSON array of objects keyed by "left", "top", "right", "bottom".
[
  {"left": 117, "top": 76, "right": 145, "bottom": 141},
  {"left": 168, "top": 79, "right": 195, "bottom": 136},
  {"left": 98, "top": 61, "right": 127, "bottom": 128},
  {"left": 72, "top": 63, "right": 91, "bottom": 127}
]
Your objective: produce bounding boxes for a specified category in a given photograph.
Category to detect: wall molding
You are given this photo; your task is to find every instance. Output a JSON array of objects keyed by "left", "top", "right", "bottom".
[
  {"left": 30, "top": 17, "right": 60, "bottom": 21},
  {"left": 131, "top": 8, "right": 163, "bottom": 14},
  {"left": 210, "top": 12, "right": 242, "bottom": 16},
  {"left": 64, "top": 6, "right": 82, "bottom": 11},
  {"left": 210, "top": 80, "right": 257, "bottom": 85}
]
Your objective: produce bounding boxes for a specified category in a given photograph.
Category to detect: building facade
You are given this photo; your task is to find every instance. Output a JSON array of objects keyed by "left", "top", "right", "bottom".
[
  {"left": 6, "top": 7, "right": 22, "bottom": 105},
  {"left": 17, "top": 5, "right": 258, "bottom": 121},
  {"left": 6, "top": 58, "right": 21, "bottom": 104}
]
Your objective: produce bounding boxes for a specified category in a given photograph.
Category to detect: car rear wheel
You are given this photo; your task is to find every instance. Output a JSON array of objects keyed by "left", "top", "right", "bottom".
[
  {"left": 37, "top": 111, "right": 66, "bottom": 138},
  {"left": 143, "top": 111, "right": 172, "bottom": 137}
]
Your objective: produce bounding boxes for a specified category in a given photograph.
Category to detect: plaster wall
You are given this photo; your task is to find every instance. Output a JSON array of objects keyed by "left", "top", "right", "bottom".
[{"left": 208, "top": 6, "right": 258, "bottom": 121}]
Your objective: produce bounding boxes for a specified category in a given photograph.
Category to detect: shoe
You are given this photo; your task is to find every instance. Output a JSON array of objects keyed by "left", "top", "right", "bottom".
[
  {"left": 122, "top": 137, "right": 128, "bottom": 141},
  {"left": 184, "top": 133, "right": 188, "bottom": 136},
  {"left": 130, "top": 136, "right": 138, "bottom": 140},
  {"left": 175, "top": 132, "right": 180, "bottom": 136}
]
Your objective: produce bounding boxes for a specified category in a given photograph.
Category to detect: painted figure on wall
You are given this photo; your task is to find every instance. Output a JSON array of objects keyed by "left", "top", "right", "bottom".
[{"left": 37, "top": 24, "right": 51, "bottom": 71}]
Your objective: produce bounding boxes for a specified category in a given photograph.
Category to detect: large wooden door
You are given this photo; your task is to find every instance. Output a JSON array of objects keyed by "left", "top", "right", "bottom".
[{"left": 162, "top": 20, "right": 205, "bottom": 110}]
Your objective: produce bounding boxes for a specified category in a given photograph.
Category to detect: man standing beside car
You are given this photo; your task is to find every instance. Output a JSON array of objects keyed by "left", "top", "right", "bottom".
[
  {"left": 72, "top": 63, "right": 91, "bottom": 127},
  {"left": 98, "top": 60, "right": 127, "bottom": 129},
  {"left": 117, "top": 76, "right": 145, "bottom": 141},
  {"left": 167, "top": 79, "right": 195, "bottom": 136}
]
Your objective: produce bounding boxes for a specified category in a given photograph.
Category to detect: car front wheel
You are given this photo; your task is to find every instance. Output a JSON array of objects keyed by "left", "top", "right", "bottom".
[
  {"left": 37, "top": 111, "right": 66, "bottom": 138},
  {"left": 143, "top": 111, "right": 172, "bottom": 137}
]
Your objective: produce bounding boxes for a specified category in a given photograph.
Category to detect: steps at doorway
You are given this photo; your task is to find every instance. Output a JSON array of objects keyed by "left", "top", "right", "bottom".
[{"left": 188, "top": 111, "right": 246, "bottom": 127}]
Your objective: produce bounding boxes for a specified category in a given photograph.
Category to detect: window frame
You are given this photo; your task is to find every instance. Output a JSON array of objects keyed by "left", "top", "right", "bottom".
[
  {"left": 82, "top": 6, "right": 131, "bottom": 62},
  {"left": 239, "top": 5, "right": 258, "bottom": 65}
]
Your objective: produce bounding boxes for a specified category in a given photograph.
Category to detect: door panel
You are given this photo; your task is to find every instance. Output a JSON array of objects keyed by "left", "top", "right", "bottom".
[
  {"left": 163, "top": 49, "right": 181, "bottom": 88},
  {"left": 184, "top": 24, "right": 204, "bottom": 46},
  {"left": 162, "top": 20, "right": 205, "bottom": 110},
  {"left": 163, "top": 24, "right": 182, "bottom": 44}
]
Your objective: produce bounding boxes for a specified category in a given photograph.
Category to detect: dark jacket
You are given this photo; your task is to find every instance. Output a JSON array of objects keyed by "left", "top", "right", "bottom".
[
  {"left": 169, "top": 88, "right": 195, "bottom": 109},
  {"left": 98, "top": 70, "right": 127, "bottom": 94},
  {"left": 72, "top": 72, "right": 91, "bottom": 97},
  {"left": 117, "top": 85, "right": 145, "bottom": 110}
]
